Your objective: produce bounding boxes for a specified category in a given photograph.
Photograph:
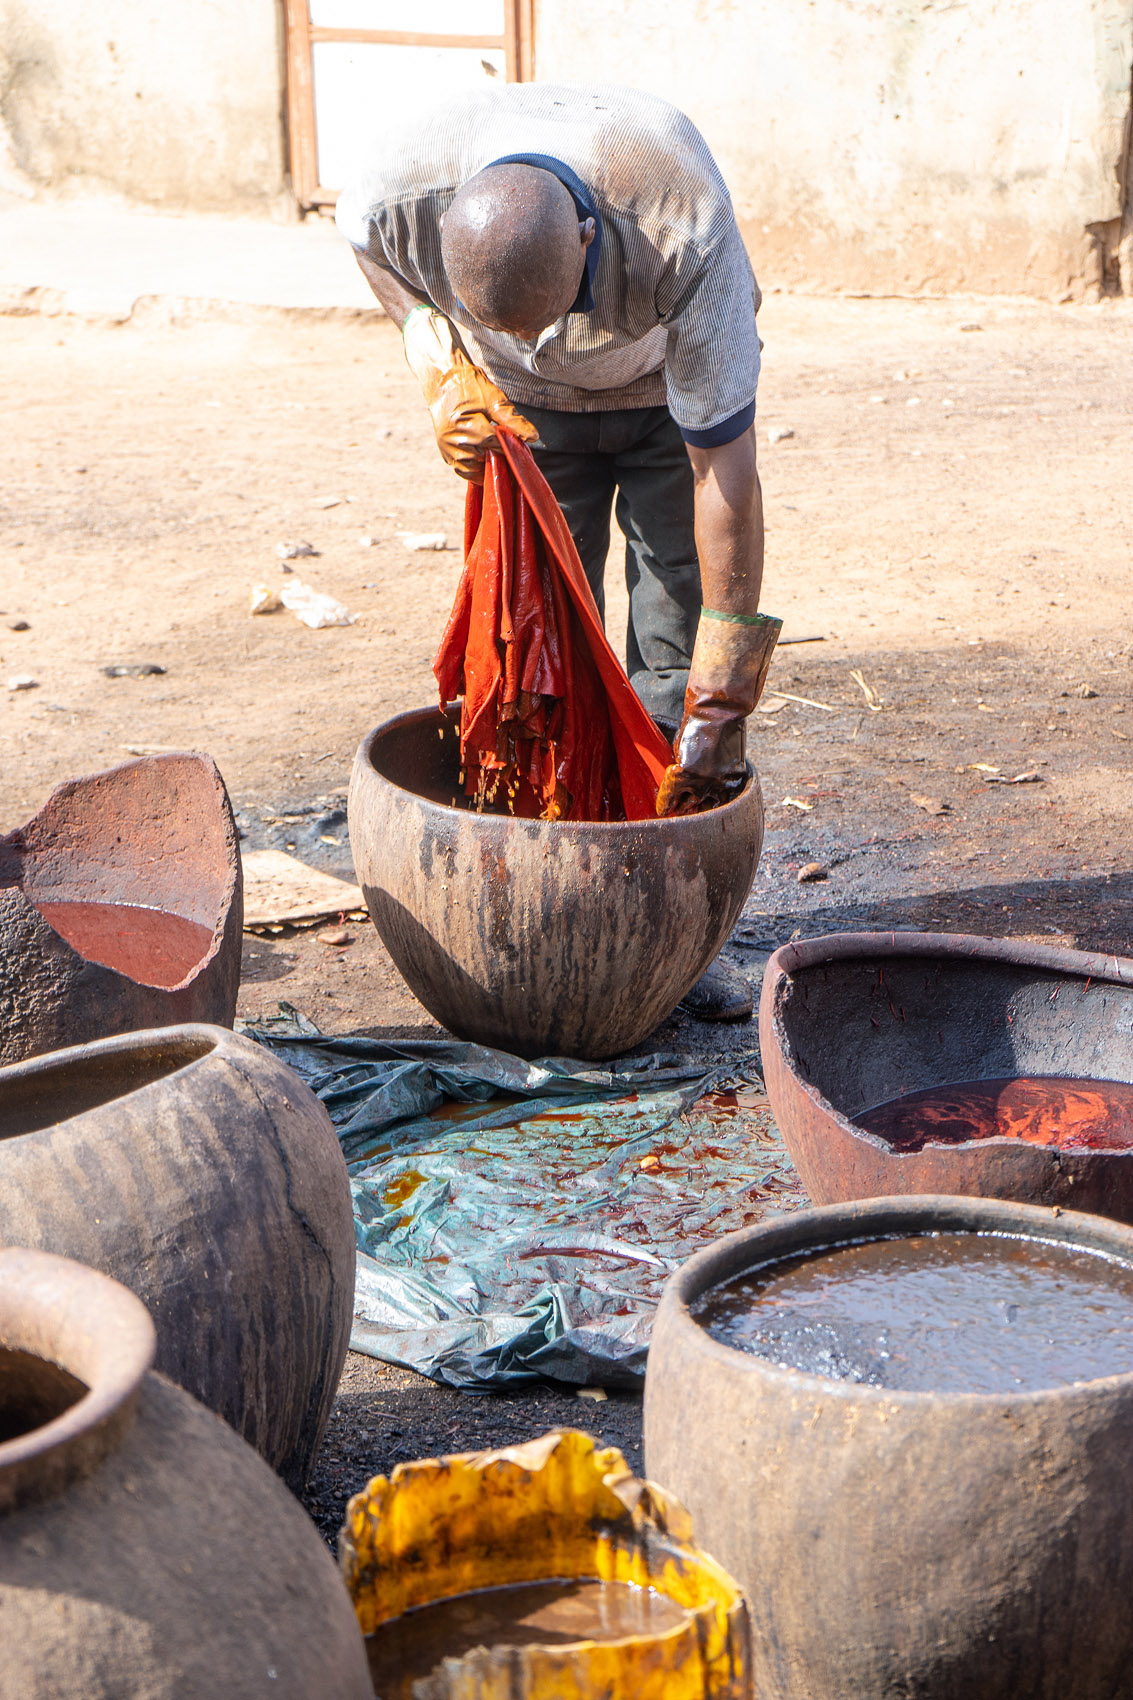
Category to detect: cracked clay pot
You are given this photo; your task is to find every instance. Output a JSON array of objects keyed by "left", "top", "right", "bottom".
[
  {"left": 0, "top": 1024, "right": 355, "bottom": 1489},
  {"left": 0, "top": 1246, "right": 371, "bottom": 1700},
  {"left": 349, "top": 706, "right": 764, "bottom": 1060},
  {"left": 0, "top": 753, "right": 242, "bottom": 1066}
]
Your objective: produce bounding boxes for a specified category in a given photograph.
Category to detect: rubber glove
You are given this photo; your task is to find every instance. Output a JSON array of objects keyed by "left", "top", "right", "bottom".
[
  {"left": 402, "top": 305, "right": 537, "bottom": 482},
  {"left": 656, "top": 609, "right": 783, "bottom": 816}
]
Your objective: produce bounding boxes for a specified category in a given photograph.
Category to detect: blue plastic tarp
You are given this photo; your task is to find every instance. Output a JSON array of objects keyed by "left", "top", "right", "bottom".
[{"left": 248, "top": 1009, "right": 806, "bottom": 1390}]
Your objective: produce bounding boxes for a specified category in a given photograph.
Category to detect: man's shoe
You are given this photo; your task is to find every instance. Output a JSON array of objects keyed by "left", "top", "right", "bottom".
[{"left": 678, "top": 957, "right": 753, "bottom": 1022}]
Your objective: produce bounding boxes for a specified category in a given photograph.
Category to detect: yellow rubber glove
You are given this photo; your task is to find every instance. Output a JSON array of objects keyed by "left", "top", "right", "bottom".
[
  {"left": 402, "top": 305, "right": 537, "bottom": 482},
  {"left": 657, "top": 610, "right": 783, "bottom": 816}
]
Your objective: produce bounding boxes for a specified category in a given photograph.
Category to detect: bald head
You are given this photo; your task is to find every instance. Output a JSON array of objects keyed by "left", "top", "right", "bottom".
[{"left": 441, "top": 164, "right": 592, "bottom": 338}]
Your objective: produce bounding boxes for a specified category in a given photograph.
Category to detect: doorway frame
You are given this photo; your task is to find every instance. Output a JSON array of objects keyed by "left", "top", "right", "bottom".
[{"left": 283, "top": 0, "right": 533, "bottom": 209}]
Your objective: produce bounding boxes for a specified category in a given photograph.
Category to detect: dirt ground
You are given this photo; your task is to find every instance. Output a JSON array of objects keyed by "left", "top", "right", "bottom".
[{"left": 3, "top": 291, "right": 1131, "bottom": 1542}]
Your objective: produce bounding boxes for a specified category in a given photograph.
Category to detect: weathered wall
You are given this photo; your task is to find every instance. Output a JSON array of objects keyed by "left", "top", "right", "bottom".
[
  {"left": 0, "top": 0, "right": 287, "bottom": 209},
  {"left": 534, "top": 0, "right": 1133, "bottom": 297}
]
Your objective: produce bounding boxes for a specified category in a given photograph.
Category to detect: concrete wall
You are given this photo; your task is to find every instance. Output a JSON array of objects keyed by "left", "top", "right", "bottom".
[
  {"left": 0, "top": 0, "right": 287, "bottom": 209},
  {"left": 534, "top": 0, "right": 1133, "bottom": 297}
]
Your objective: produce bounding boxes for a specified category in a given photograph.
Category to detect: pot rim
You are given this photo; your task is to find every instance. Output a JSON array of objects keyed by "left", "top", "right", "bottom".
[
  {"left": 658, "top": 1193, "right": 1133, "bottom": 1409},
  {"left": 764, "top": 928, "right": 1133, "bottom": 988},
  {"left": 0, "top": 1022, "right": 227, "bottom": 1112},
  {"left": 761, "top": 930, "right": 1133, "bottom": 1160},
  {"left": 354, "top": 705, "right": 757, "bottom": 834},
  {"left": 0, "top": 1247, "right": 156, "bottom": 1513}
]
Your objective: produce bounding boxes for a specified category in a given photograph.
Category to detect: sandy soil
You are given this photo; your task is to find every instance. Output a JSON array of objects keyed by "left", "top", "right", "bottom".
[{"left": 3, "top": 292, "right": 1131, "bottom": 1541}]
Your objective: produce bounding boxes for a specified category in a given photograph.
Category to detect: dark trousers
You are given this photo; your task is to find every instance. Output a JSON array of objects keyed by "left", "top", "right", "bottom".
[{"left": 521, "top": 404, "right": 700, "bottom": 724}]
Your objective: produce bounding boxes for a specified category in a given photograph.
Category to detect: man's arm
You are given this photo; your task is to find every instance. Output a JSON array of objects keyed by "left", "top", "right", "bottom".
[
  {"left": 351, "top": 252, "right": 535, "bottom": 480},
  {"left": 656, "top": 426, "right": 780, "bottom": 815},
  {"left": 353, "top": 251, "right": 430, "bottom": 328},
  {"left": 686, "top": 428, "right": 764, "bottom": 616}
]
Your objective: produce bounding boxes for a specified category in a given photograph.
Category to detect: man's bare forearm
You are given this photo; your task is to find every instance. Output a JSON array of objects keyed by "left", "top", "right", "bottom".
[
  {"left": 353, "top": 251, "right": 432, "bottom": 328},
  {"left": 686, "top": 429, "right": 764, "bottom": 615}
]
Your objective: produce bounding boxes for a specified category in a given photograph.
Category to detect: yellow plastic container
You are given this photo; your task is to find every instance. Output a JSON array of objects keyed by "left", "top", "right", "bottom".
[{"left": 340, "top": 1428, "right": 751, "bottom": 1700}]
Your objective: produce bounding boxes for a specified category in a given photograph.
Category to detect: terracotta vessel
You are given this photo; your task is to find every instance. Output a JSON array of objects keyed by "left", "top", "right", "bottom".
[
  {"left": 758, "top": 930, "right": 1133, "bottom": 1219},
  {"left": 644, "top": 1195, "right": 1133, "bottom": 1700},
  {"left": 0, "top": 1023, "right": 355, "bottom": 1489},
  {"left": 0, "top": 1245, "right": 371, "bottom": 1699},
  {"left": 0, "top": 753, "right": 242, "bottom": 1065},
  {"left": 349, "top": 706, "right": 764, "bottom": 1059}
]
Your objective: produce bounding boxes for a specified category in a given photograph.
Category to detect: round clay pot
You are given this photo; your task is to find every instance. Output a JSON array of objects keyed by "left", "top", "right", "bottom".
[
  {"left": 0, "top": 1023, "right": 354, "bottom": 1489},
  {"left": 0, "top": 753, "right": 242, "bottom": 1066},
  {"left": 0, "top": 1245, "right": 371, "bottom": 1699},
  {"left": 348, "top": 706, "right": 764, "bottom": 1059},
  {"left": 758, "top": 931, "right": 1133, "bottom": 1221},
  {"left": 644, "top": 1195, "right": 1133, "bottom": 1700}
]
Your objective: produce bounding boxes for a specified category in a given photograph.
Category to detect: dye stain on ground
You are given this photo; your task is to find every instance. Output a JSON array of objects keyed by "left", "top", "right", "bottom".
[
  {"left": 366, "top": 1578, "right": 689, "bottom": 1699},
  {"left": 856, "top": 1076, "right": 1133, "bottom": 1153},
  {"left": 31, "top": 901, "right": 213, "bottom": 989},
  {"left": 695, "top": 1232, "right": 1133, "bottom": 1394}
]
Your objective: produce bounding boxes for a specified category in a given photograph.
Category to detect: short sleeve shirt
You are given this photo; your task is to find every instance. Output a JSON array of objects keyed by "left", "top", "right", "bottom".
[{"left": 336, "top": 84, "right": 761, "bottom": 444}]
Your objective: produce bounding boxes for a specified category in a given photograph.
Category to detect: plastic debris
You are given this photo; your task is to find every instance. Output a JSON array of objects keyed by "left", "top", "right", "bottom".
[
  {"left": 779, "top": 796, "right": 814, "bottom": 812},
  {"left": 250, "top": 584, "right": 282, "bottom": 615},
  {"left": 7, "top": 619, "right": 29, "bottom": 631},
  {"left": 767, "top": 426, "right": 795, "bottom": 444},
  {"left": 312, "top": 496, "right": 342, "bottom": 510},
  {"left": 7, "top": 674, "right": 37, "bottom": 692},
  {"left": 276, "top": 540, "right": 319, "bottom": 561},
  {"left": 797, "top": 862, "right": 829, "bottom": 883},
  {"left": 358, "top": 535, "right": 377, "bottom": 548},
  {"left": 400, "top": 531, "right": 449, "bottom": 551},
  {"left": 101, "top": 663, "right": 165, "bottom": 678},
  {"left": 983, "top": 771, "right": 1044, "bottom": 785},
  {"left": 280, "top": 580, "right": 357, "bottom": 630}
]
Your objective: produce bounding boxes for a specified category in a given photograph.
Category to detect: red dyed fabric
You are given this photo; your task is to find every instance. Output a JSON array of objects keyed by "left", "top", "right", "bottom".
[{"left": 434, "top": 432, "right": 672, "bottom": 821}]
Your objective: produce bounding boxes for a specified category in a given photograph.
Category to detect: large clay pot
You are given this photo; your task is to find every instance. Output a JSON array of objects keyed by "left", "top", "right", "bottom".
[
  {"left": 0, "top": 1245, "right": 372, "bottom": 1699},
  {"left": 758, "top": 931, "right": 1133, "bottom": 1220},
  {"left": 644, "top": 1195, "right": 1133, "bottom": 1700},
  {"left": 0, "top": 753, "right": 242, "bottom": 1065},
  {"left": 348, "top": 706, "right": 764, "bottom": 1059},
  {"left": 0, "top": 1022, "right": 354, "bottom": 1489}
]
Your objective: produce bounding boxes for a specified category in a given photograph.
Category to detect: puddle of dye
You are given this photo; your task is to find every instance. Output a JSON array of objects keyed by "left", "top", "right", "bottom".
[
  {"left": 0, "top": 1346, "right": 88, "bottom": 1443},
  {"left": 856, "top": 1076, "right": 1133, "bottom": 1153},
  {"left": 365, "top": 1578, "right": 689, "bottom": 1698},
  {"left": 32, "top": 901, "right": 213, "bottom": 988},
  {"left": 695, "top": 1231, "right": 1133, "bottom": 1394}
]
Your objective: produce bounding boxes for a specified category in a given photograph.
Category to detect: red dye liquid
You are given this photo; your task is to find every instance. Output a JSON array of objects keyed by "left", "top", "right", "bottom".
[
  {"left": 33, "top": 901, "right": 214, "bottom": 989},
  {"left": 857, "top": 1076, "right": 1133, "bottom": 1154}
]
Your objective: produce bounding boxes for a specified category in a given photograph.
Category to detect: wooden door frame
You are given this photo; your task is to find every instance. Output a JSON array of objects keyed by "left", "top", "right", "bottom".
[{"left": 283, "top": 0, "right": 533, "bottom": 210}]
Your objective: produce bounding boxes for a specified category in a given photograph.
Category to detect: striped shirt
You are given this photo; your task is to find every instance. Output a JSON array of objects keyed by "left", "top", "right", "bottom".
[{"left": 336, "top": 84, "right": 761, "bottom": 445}]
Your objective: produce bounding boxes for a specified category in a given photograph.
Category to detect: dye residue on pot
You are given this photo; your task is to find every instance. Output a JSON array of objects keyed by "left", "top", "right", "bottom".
[
  {"left": 365, "top": 1578, "right": 690, "bottom": 1699},
  {"left": 694, "top": 1232, "right": 1133, "bottom": 1394},
  {"left": 855, "top": 1076, "right": 1133, "bottom": 1153},
  {"left": 31, "top": 902, "right": 213, "bottom": 988}
]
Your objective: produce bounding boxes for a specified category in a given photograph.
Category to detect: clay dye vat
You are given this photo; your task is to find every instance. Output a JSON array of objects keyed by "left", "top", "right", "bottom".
[
  {"left": 31, "top": 902, "right": 215, "bottom": 990},
  {"left": 366, "top": 1579, "right": 690, "bottom": 1699},
  {"left": 857, "top": 1075, "right": 1133, "bottom": 1153},
  {"left": 695, "top": 1230, "right": 1133, "bottom": 1394},
  {"left": 757, "top": 933, "right": 1133, "bottom": 1225}
]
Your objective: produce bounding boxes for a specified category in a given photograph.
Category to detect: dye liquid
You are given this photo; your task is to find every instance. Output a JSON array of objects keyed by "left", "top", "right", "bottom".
[
  {"left": 365, "top": 1578, "right": 689, "bottom": 1698},
  {"left": 695, "top": 1232, "right": 1133, "bottom": 1394},
  {"left": 855, "top": 1075, "right": 1133, "bottom": 1153},
  {"left": 32, "top": 901, "right": 213, "bottom": 989}
]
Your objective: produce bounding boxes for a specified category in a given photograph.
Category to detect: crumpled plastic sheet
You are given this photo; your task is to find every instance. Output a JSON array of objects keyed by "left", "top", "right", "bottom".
[{"left": 247, "top": 1009, "right": 807, "bottom": 1391}]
